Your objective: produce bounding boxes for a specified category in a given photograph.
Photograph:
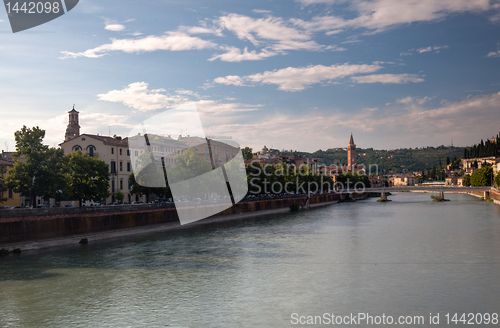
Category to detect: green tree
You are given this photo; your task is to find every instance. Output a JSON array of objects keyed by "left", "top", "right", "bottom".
[
  {"left": 241, "top": 147, "right": 253, "bottom": 161},
  {"left": 495, "top": 172, "right": 500, "bottom": 188},
  {"left": 64, "top": 150, "right": 110, "bottom": 203},
  {"left": 115, "top": 190, "right": 125, "bottom": 202},
  {"left": 470, "top": 166, "right": 493, "bottom": 186},
  {"left": 0, "top": 165, "right": 8, "bottom": 203},
  {"left": 462, "top": 174, "right": 471, "bottom": 187},
  {"left": 6, "top": 126, "right": 66, "bottom": 206}
]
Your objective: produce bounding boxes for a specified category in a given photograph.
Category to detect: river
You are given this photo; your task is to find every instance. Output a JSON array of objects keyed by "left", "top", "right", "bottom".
[{"left": 1, "top": 192, "right": 499, "bottom": 327}]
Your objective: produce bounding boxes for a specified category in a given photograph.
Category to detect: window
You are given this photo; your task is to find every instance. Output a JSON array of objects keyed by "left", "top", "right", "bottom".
[
  {"left": 120, "top": 148, "right": 122, "bottom": 155},
  {"left": 111, "top": 161, "right": 116, "bottom": 174},
  {"left": 127, "top": 149, "right": 130, "bottom": 156},
  {"left": 111, "top": 147, "right": 114, "bottom": 154},
  {"left": 135, "top": 150, "right": 139, "bottom": 156},
  {"left": 120, "top": 179, "right": 123, "bottom": 190},
  {"left": 8, "top": 188, "right": 13, "bottom": 199},
  {"left": 128, "top": 180, "right": 131, "bottom": 190},
  {"left": 119, "top": 161, "right": 123, "bottom": 171},
  {"left": 112, "top": 180, "right": 115, "bottom": 193},
  {"left": 127, "top": 162, "right": 131, "bottom": 172}
]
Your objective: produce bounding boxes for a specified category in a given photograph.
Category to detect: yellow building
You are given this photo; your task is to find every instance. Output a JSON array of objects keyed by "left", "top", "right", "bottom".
[{"left": 0, "top": 159, "right": 22, "bottom": 207}]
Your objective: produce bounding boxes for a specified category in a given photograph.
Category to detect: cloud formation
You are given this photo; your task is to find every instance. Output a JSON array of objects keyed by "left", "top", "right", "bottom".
[
  {"left": 214, "top": 63, "right": 425, "bottom": 91},
  {"left": 351, "top": 74, "right": 424, "bottom": 84},
  {"left": 60, "top": 32, "right": 217, "bottom": 58},
  {"left": 210, "top": 91, "right": 500, "bottom": 151},
  {"left": 105, "top": 24, "right": 125, "bottom": 32},
  {"left": 97, "top": 82, "right": 193, "bottom": 111},
  {"left": 293, "top": 0, "right": 492, "bottom": 33},
  {"left": 400, "top": 45, "right": 449, "bottom": 56}
]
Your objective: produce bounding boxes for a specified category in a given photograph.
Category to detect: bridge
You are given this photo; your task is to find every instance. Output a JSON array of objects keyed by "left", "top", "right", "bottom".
[{"left": 342, "top": 186, "right": 492, "bottom": 200}]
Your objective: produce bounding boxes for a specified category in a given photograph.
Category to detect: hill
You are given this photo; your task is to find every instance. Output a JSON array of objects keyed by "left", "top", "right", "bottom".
[{"left": 281, "top": 146, "right": 464, "bottom": 174}]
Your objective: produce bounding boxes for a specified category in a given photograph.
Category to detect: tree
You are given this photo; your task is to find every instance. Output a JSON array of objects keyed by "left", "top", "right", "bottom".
[
  {"left": 115, "top": 190, "right": 124, "bottom": 202},
  {"left": 470, "top": 166, "right": 493, "bottom": 186},
  {"left": 6, "top": 126, "right": 66, "bottom": 206},
  {"left": 64, "top": 151, "right": 110, "bottom": 203},
  {"left": 0, "top": 165, "right": 8, "bottom": 203},
  {"left": 462, "top": 174, "right": 471, "bottom": 187},
  {"left": 495, "top": 172, "right": 500, "bottom": 189},
  {"left": 241, "top": 147, "right": 253, "bottom": 161}
]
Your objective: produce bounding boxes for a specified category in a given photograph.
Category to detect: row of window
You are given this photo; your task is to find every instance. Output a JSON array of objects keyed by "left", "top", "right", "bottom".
[
  {"left": 111, "top": 179, "right": 131, "bottom": 193},
  {"left": 111, "top": 147, "right": 130, "bottom": 156},
  {"left": 110, "top": 161, "right": 131, "bottom": 173}
]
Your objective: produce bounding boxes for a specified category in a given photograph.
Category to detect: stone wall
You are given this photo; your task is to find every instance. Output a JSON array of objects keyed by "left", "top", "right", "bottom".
[{"left": 0, "top": 193, "right": 342, "bottom": 245}]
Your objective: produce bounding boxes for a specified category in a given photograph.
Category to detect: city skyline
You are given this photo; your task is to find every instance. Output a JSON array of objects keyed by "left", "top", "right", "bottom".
[{"left": 1, "top": 0, "right": 500, "bottom": 152}]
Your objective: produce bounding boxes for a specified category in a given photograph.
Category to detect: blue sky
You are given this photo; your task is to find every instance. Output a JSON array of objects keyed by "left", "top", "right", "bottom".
[{"left": 1, "top": 0, "right": 500, "bottom": 152}]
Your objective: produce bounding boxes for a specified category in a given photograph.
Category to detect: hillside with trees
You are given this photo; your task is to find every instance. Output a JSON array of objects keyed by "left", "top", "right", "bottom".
[{"left": 281, "top": 146, "right": 464, "bottom": 174}]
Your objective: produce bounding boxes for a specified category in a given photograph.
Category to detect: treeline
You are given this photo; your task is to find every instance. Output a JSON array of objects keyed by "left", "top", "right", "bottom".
[
  {"left": 463, "top": 167, "right": 496, "bottom": 187},
  {"left": 463, "top": 133, "right": 499, "bottom": 159},
  {"left": 1, "top": 126, "right": 110, "bottom": 206}
]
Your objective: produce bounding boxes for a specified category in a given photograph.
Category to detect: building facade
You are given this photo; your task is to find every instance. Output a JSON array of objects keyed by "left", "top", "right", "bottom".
[{"left": 60, "top": 108, "right": 240, "bottom": 204}]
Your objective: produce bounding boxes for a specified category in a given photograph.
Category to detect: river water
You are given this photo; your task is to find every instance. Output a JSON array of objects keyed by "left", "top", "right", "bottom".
[{"left": 1, "top": 193, "right": 500, "bottom": 327}]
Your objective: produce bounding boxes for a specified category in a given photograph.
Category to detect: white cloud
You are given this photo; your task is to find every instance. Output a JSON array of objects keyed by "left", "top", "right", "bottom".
[
  {"left": 207, "top": 91, "right": 500, "bottom": 151},
  {"left": 397, "top": 96, "right": 413, "bottom": 104},
  {"left": 351, "top": 73, "right": 424, "bottom": 84},
  {"left": 97, "top": 82, "right": 194, "bottom": 112},
  {"left": 105, "top": 24, "right": 125, "bottom": 32},
  {"left": 401, "top": 45, "right": 449, "bottom": 55},
  {"left": 397, "top": 96, "right": 433, "bottom": 105},
  {"left": 96, "top": 83, "right": 261, "bottom": 126},
  {"left": 60, "top": 32, "right": 217, "bottom": 59},
  {"left": 208, "top": 46, "right": 277, "bottom": 62},
  {"left": 215, "top": 13, "right": 325, "bottom": 52},
  {"left": 213, "top": 75, "right": 247, "bottom": 86},
  {"left": 178, "top": 25, "right": 223, "bottom": 36},
  {"left": 214, "top": 63, "right": 382, "bottom": 91},
  {"left": 487, "top": 50, "right": 500, "bottom": 57},
  {"left": 292, "top": 0, "right": 491, "bottom": 33},
  {"left": 252, "top": 9, "right": 273, "bottom": 14}
]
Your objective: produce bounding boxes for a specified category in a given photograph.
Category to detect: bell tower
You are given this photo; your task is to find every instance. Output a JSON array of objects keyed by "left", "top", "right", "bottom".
[
  {"left": 347, "top": 133, "right": 356, "bottom": 171},
  {"left": 65, "top": 105, "right": 80, "bottom": 141}
]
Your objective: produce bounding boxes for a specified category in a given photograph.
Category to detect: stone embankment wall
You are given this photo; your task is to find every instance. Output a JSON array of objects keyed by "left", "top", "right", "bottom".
[
  {"left": 0, "top": 193, "right": 346, "bottom": 245},
  {"left": 466, "top": 188, "right": 500, "bottom": 205}
]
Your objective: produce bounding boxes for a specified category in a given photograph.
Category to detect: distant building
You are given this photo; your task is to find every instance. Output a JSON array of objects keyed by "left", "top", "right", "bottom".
[
  {"left": 445, "top": 176, "right": 458, "bottom": 186},
  {"left": 60, "top": 133, "right": 134, "bottom": 204},
  {"left": 347, "top": 133, "right": 356, "bottom": 171},
  {"left": 64, "top": 106, "right": 80, "bottom": 141}
]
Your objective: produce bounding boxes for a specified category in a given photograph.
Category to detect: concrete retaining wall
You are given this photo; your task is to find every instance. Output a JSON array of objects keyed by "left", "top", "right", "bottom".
[{"left": 0, "top": 193, "right": 342, "bottom": 245}]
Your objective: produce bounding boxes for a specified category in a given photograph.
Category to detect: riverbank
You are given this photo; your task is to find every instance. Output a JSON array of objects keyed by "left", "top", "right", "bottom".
[{"left": 0, "top": 194, "right": 358, "bottom": 252}]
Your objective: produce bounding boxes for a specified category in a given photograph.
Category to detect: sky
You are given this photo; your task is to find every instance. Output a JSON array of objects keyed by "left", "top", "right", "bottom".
[{"left": 1, "top": 0, "right": 500, "bottom": 152}]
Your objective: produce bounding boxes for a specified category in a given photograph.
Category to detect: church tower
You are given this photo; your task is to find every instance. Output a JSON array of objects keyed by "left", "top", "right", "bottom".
[
  {"left": 347, "top": 133, "right": 356, "bottom": 171},
  {"left": 65, "top": 105, "right": 80, "bottom": 141}
]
